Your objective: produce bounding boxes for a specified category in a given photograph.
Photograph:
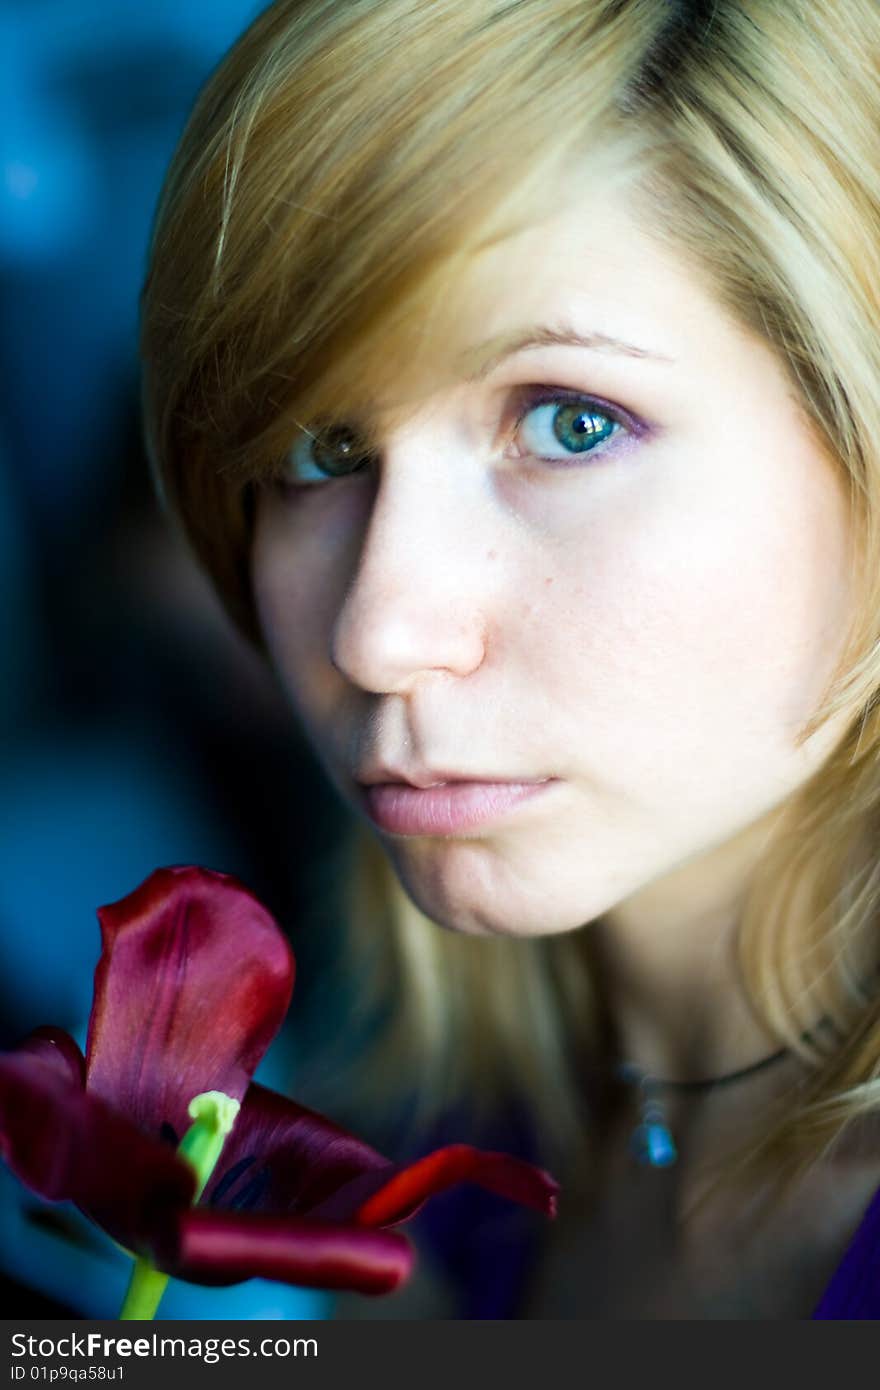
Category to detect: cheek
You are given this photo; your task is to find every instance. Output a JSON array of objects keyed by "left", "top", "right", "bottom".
[
  {"left": 528, "top": 438, "right": 852, "bottom": 795},
  {"left": 250, "top": 491, "right": 355, "bottom": 718}
]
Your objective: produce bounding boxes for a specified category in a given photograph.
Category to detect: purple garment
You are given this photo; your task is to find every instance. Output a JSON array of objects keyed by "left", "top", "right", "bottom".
[
  {"left": 413, "top": 1109, "right": 880, "bottom": 1318},
  {"left": 812, "top": 1182, "right": 880, "bottom": 1319}
]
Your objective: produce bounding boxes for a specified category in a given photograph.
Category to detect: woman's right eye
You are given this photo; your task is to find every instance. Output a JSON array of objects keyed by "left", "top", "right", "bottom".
[{"left": 281, "top": 423, "right": 375, "bottom": 487}]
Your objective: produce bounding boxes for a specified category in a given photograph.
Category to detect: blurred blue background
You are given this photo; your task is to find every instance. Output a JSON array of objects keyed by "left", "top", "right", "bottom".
[{"left": 0, "top": 0, "right": 350, "bottom": 1321}]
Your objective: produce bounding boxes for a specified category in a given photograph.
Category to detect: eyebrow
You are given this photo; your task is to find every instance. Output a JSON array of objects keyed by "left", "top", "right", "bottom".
[{"left": 463, "top": 323, "right": 676, "bottom": 380}]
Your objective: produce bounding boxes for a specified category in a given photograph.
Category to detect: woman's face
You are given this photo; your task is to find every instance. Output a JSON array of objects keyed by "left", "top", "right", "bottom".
[{"left": 251, "top": 186, "right": 855, "bottom": 939}]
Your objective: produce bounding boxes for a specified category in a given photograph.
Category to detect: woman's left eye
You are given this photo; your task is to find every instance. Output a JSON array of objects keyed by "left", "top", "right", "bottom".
[{"left": 508, "top": 388, "right": 626, "bottom": 463}]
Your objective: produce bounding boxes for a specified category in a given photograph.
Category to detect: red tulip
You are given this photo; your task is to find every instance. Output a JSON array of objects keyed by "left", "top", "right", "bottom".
[{"left": 0, "top": 867, "right": 558, "bottom": 1312}]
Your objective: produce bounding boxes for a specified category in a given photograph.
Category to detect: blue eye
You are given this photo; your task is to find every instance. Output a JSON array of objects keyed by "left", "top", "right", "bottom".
[
  {"left": 280, "top": 390, "right": 630, "bottom": 491},
  {"left": 513, "top": 390, "right": 622, "bottom": 462},
  {"left": 282, "top": 422, "right": 375, "bottom": 486}
]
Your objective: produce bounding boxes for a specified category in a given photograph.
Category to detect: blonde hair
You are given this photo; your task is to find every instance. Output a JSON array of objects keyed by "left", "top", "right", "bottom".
[{"left": 142, "top": 0, "right": 880, "bottom": 1175}]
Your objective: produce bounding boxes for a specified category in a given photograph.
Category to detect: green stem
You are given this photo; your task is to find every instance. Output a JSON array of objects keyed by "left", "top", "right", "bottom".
[
  {"left": 119, "top": 1258, "right": 170, "bottom": 1320},
  {"left": 114, "top": 1091, "right": 240, "bottom": 1321}
]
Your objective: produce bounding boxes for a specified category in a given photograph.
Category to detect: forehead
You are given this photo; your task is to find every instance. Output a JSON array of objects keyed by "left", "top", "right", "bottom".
[
  {"left": 281, "top": 171, "right": 759, "bottom": 447},
  {"left": 377, "top": 182, "right": 738, "bottom": 414}
]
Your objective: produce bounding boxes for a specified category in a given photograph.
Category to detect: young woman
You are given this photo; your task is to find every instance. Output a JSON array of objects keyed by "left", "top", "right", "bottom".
[{"left": 140, "top": 0, "right": 880, "bottom": 1317}]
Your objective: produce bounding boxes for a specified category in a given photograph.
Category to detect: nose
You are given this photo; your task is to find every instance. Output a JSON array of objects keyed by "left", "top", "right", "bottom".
[{"left": 329, "top": 455, "right": 491, "bottom": 696}]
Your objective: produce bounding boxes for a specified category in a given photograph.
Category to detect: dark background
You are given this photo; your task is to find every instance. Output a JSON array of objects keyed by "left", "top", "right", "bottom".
[{"left": 0, "top": 0, "right": 351, "bottom": 1319}]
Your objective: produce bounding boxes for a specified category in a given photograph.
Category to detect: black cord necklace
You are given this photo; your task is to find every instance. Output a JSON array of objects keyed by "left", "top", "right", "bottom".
[{"left": 615, "top": 1046, "right": 790, "bottom": 1168}]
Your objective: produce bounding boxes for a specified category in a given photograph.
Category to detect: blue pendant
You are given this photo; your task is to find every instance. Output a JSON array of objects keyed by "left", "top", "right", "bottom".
[
  {"left": 617, "top": 1066, "right": 679, "bottom": 1168},
  {"left": 631, "top": 1120, "right": 678, "bottom": 1167}
]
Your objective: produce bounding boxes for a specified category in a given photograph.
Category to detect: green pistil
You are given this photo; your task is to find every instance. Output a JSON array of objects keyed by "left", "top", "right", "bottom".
[
  {"left": 176, "top": 1091, "right": 241, "bottom": 1201},
  {"left": 118, "top": 1091, "right": 240, "bottom": 1320}
]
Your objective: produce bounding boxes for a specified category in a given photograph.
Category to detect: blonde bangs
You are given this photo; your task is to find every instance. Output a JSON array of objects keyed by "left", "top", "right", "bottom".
[{"left": 142, "top": 0, "right": 664, "bottom": 632}]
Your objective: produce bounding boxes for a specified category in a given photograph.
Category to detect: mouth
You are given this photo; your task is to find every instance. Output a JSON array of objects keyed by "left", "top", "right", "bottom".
[{"left": 356, "top": 777, "right": 557, "bottom": 836}]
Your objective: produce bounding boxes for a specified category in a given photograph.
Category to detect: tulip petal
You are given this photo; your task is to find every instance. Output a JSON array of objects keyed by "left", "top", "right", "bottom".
[
  {"left": 0, "top": 1048, "right": 195, "bottom": 1252},
  {"left": 207, "top": 1086, "right": 558, "bottom": 1233},
  {"left": 161, "top": 1208, "right": 414, "bottom": 1294},
  {"left": 349, "top": 1145, "right": 560, "bottom": 1228},
  {"left": 203, "top": 1082, "right": 390, "bottom": 1217},
  {"left": 86, "top": 866, "right": 294, "bottom": 1141},
  {"left": 17, "top": 1027, "right": 85, "bottom": 1087}
]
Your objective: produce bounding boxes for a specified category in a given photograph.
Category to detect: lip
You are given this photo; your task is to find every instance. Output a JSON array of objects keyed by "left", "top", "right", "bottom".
[
  {"left": 358, "top": 779, "right": 557, "bottom": 836},
  {"left": 355, "top": 764, "right": 495, "bottom": 790}
]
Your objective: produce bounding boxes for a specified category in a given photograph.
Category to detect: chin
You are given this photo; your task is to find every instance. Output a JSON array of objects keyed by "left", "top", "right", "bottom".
[{"left": 388, "top": 840, "right": 610, "bottom": 940}]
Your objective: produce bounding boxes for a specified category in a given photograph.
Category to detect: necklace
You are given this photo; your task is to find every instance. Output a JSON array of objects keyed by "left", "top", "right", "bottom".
[{"left": 615, "top": 1047, "right": 790, "bottom": 1168}]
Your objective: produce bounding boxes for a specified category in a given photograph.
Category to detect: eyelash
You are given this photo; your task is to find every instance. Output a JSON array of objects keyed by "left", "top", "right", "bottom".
[
  {"left": 508, "top": 385, "right": 632, "bottom": 466},
  {"left": 280, "top": 386, "right": 636, "bottom": 489}
]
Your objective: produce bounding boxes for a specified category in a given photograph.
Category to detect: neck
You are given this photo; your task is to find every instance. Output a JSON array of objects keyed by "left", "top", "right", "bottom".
[
  {"left": 594, "top": 810, "right": 786, "bottom": 1084},
  {"left": 586, "top": 811, "right": 815, "bottom": 1176}
]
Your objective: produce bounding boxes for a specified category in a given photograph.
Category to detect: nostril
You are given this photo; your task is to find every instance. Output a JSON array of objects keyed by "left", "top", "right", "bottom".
[{"left": 330, "top": 595, "right": 488, "bottom": 694}]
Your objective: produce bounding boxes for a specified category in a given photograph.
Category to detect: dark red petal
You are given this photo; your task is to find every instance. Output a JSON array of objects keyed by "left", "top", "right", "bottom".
[
  {"left": 203, "top": 1082, "right": 390, "bottom": 1217},
  {"left": 159, "top": 1209, "right": 413, "bottom": 1294},
  {"left": 351, "top": 1145, "right": 560, "bottom": 1228},
  {"left": 86, "top": 866, "right": 294, "bottom": 1141},
  {"left": 0, "top": 1050, "right": 195, "bottom": 1251},
  {"left": 16, "top": 1028, "right": 85, "bottom": 1087}
]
